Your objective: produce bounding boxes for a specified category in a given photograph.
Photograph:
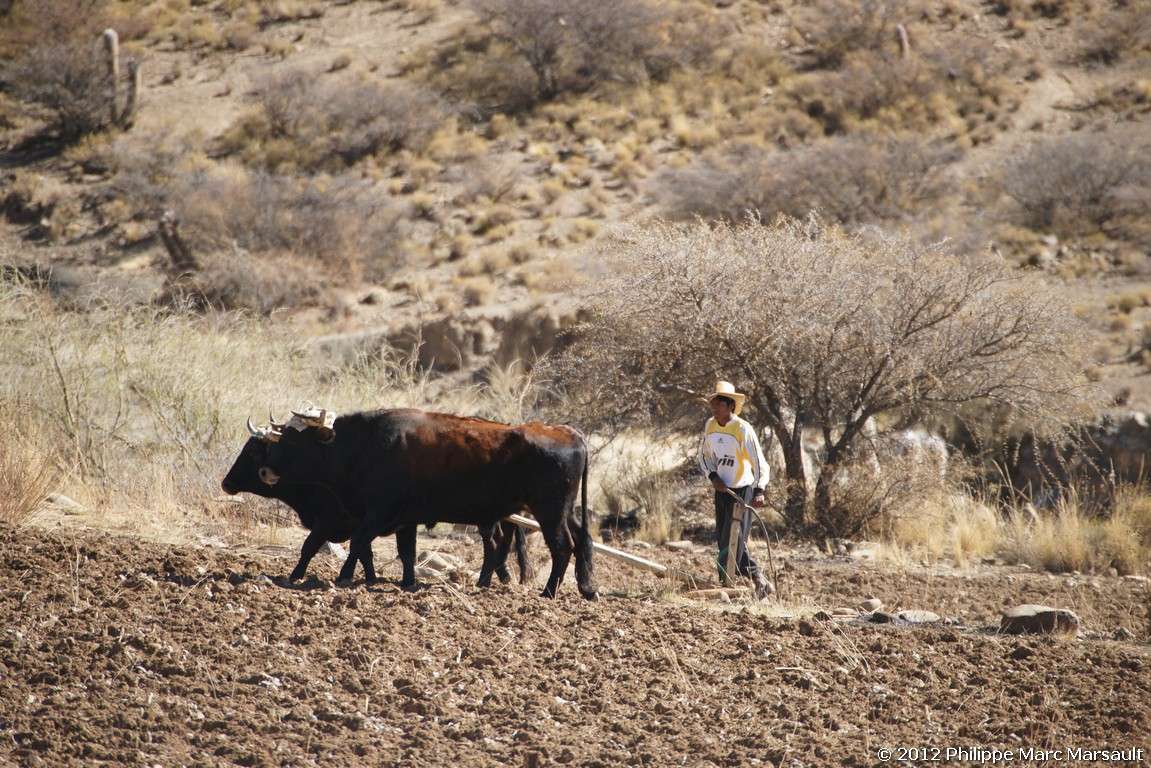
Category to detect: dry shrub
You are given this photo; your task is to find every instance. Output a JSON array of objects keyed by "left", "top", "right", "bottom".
[
  {"left": 0, "top": 0, "right": 121, "bottom": 58},
  {"left": 1072, "top": 1, "right": 1151, "bottom": 66},
  {"left": 789, "top": 0, "right": 925, "bottom": 71},
  {"left": 651, "top": 134, "right": 961, "bottom": 228},
  {"left": 1000, "top": 487, "right": 1151, "bottom": 574},
  {"left": 168, "top": 248, "right": 327, "bottom": 315},
  {"left": 464, "top": 0, "right": 672, "bottom": 101},
  {"left": 784, "top": 0, "right": 1026, "bottom": 138},
  {"left": 170, "top": 167, "right": 404, "bottom": 286},
  {"left": 2, "top": 39, "right": 113, "bottom": 141},
  {"left": 420, "top": 0, "right": 681, "bottom": 111},
  {"left": 0, "top": 405, "right": 62, "bottom": 526},
  {"left": 999, "top": 127, "right": 1151, "bottom": 248},
  {"left": 218, "top": 66, "right": 454, "bottom": 173},
  {"left": 458, "top": 157, "right": 520, "bottom": 204},
  {"left": 882, "top": 491, "right": 1000, "bottom": 566}
]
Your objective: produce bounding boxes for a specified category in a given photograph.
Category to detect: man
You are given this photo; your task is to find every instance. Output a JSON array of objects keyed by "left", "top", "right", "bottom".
[{"left": 698, "top": 381, "right": 773, "bottom": 598}]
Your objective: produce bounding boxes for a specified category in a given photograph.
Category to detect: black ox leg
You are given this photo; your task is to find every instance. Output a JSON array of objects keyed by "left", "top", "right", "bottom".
[
  {"left": 395, "top": 526, "right": 417, "bottom": 591},
  {"left": 289, "top": 530, "right": 329, "bottom": 583},
  {"left": 338, "top": 530, "right": 377, "bottom": 586}
]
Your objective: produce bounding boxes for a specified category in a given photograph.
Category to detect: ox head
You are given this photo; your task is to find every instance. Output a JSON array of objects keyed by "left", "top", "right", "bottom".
[
  {"left": 257, "top": 407, "right": 339, "bottom": 487},
  {"left": 221, "top": 433, "right": 273, "bottom": 495},
  {"left": 221, "top": 413, "right": 286, "bottom": 494}
]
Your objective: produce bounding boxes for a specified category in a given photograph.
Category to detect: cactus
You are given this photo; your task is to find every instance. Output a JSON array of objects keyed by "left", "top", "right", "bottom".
[{"left": 102, "top": 29, "right": 139, "bottom": 130}]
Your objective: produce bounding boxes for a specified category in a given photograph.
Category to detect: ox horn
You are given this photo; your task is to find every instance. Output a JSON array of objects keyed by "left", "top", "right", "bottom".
[
  {"left": 269, "top": 410, "right": 286, "bottom": 430},
  {"left": 247, "top": 415, "right": 281, "bottom": 442}
]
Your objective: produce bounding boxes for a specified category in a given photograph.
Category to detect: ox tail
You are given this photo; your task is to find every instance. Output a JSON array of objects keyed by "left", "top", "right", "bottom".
[{"left": 576, "top": 430, "right": 598, "bottom": 599}]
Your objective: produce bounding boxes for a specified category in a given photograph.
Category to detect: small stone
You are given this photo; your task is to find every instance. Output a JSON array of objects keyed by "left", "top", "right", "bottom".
[
  {"left": 859, "top": 598, "right": 883, "bottom": 613},
  {"left": 1000, "top": 604, "right": 1080, "bottom": 636},
  {"left": 897, "top": 610, "right": 942, "bottom": 625}
]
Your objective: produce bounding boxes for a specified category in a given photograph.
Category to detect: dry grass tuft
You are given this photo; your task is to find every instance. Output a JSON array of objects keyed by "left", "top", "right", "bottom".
[
  {"left": 1000, "top": 487, "right": 1151, "bottom": 575},
  {"left": 882, "top": 491, "right": 1000, "bottom": 567},
  {"left": 0, "top": 410, "right": 62, "bottom": 526}
]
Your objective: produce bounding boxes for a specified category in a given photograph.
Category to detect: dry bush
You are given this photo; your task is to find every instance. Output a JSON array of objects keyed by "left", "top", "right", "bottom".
[
  {"left": 651, "top": 135, "right": 961, "bottom": 228},
  {"left": 167, "top": 248, "right": 327, "bottom": 315},
  {"left": 999, "top": 128, "right": 1151, "bottom": 247},
  {"left": 1073, "top": 1, "right": 1151, "bottom": 65},
  {"left": 2, "top": 39, "right": 114, "bottom": 141},
  {"left": 169, "top": 167, "right": 405, "bottom": 285},
  {"left": 217, "top": 67, "right": 454, "bottom": 173},
  {"left": 999, "top": 488, "right": 1151, "bottom": 574},
  {"left": 789, "top": 0, "right": 926, "bottom": 71},
  {"left": 0, "top": 0, "right": 125, "bottom": 58},
  {"left": 0, "top": 403, "right": 62, "bottom": 526},
  {"left": 426, "top": 0, "right": 677, "bottom": 108},
  {"left": 105, "top": 125, "right": 208, "bottom": 220},
  {"left": 784, "top": 0, "right": 1026, "bottom": 138}
]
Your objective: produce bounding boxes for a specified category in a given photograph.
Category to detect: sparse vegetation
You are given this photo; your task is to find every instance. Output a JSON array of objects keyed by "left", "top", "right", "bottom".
[
  {"left": 651, "top": 135, "right": 962, "bottom": 229},
  {"left": 999, "top": 127, "right": 1151, "bottom": 249},
  {"left": 0, "top": 0, "right": 1149, "bottom": 569},
  {"left": 1000, "top": 487, "right": 1151, "bottom": 575},
  {"left": 460, "top": 0, "right": 672, "bottom": 104},
  {"left": 3, "top": 39, "right": 117, "bottom": 142},
  {"left": 217, "top": 67, "right": 454, "bottom": 173},
  {"left": 545, "top": 216, "right": 1102, "bottom": 536}
]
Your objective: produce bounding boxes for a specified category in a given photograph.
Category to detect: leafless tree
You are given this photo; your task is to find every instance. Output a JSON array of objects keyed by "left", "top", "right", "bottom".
[
  {"left": 546, "top": 216, "right": 1101, "bottom": 534},
  {"left": 465, "top": 0, "right": 669, "bottom": 101}
]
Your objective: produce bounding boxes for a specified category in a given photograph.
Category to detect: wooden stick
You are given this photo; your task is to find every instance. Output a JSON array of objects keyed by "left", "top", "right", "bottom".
[
  {"left": 683, "top": 587, "right": 749, "bottom": 599},
  {"left": 505, "top": 513, "right": 717, "bottom": 589}
]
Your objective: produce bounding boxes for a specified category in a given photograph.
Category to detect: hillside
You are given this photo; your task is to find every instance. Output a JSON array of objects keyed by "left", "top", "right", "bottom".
[{"left": 2, "top": 0, "right": 1150, "bottom": 405}]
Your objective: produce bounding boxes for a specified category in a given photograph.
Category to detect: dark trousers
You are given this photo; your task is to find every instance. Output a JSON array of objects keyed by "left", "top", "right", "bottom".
[{"left": 714, "top": 485, "right": 763, "bottom": 584}]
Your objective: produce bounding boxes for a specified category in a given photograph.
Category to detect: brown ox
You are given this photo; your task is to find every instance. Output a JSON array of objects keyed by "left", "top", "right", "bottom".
[{"left": 257, "top": 408, "right": 597, "bottom": 599}]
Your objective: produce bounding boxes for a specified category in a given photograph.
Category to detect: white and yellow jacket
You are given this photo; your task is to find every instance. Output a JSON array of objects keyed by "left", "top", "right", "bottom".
[{"left": 698, "top": 415, "right": 768, "bottom": 490}]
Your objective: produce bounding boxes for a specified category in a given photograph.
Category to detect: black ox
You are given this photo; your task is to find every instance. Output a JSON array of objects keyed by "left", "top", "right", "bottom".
[
  {"left": 221, "top": 418, "right": 531, "bottom": 588},
  {"left": 256, "top": 408, "right": 597, "bottom": 600}
]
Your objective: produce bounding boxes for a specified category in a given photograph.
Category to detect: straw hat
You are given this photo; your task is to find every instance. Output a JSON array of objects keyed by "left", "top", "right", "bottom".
[{"left": 704, "top": 380, "right": 746, "bottom": 414}]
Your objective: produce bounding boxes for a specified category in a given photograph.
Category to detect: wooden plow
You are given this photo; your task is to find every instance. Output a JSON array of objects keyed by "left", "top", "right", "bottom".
[{"left": 504, "top": 513, "right": 746, "bottom": 597}]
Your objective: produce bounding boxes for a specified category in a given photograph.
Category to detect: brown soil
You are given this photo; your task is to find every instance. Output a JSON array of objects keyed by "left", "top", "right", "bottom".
[{"left": 3, "top": 523, "right": 1149, "bottom": 767}]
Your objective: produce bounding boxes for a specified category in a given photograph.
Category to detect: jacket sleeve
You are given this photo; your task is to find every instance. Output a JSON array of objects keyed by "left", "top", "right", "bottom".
[
  {"left": 698, "top": 423, "right": 717, "bottom": 478},
  {"left": 745, "top": 421, "right": 769, "bottom": 490}
]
